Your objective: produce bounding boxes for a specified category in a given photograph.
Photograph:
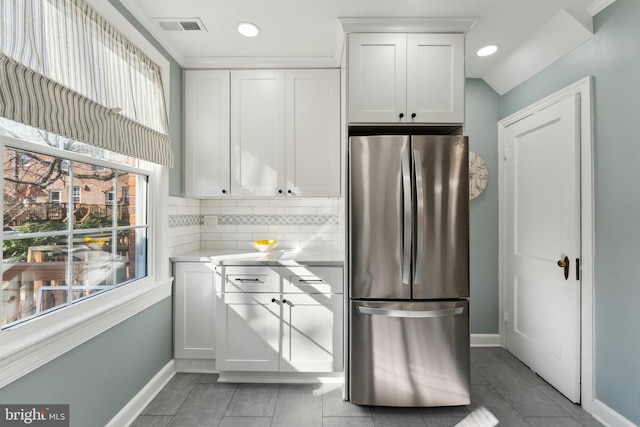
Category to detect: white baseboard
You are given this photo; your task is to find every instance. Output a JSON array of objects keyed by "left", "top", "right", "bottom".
[
  {"left": 592, "top": 399, "right": 638, "bottom": 427},
  {"left": 107, "top": 360, "right": 176, "bottom": 427},
  {"left": 470, "top": 334, "right": 502, "bottom": 347},
  {"left": 174, "top": 358, "right": 217, "bottom": 373}
]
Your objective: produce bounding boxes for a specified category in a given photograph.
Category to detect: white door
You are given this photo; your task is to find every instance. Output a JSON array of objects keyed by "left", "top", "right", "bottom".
[
  {"left": 231, "top": 70, "right": 285, "bottom": 196},
  {"left": 504, "top": 94, "right": 581, "bottom": 402},
  {"left": 184, "top": 70, "right": 230, "bottom": 197},
  {"left": 216, "top": 292, "right": 281, "bottom": 371},
  {"left": 348, "top": 33, "right": 407, "bottom": 123},
  {"left": 285, "top": 69, "right": 340, "bottom": 197}
]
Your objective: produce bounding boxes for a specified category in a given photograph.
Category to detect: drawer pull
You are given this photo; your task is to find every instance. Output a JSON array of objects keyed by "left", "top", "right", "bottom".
[
  {"left": 234, "top": 278, "right": 262, "bottom": 282},
  {"left": 297, "top": 279, "right": 325, "bottom": 283}
]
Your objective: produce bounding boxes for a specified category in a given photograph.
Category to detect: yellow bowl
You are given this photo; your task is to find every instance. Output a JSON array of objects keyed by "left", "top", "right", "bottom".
[{"left": 253, "top": 241, "right": 278, "bottom": 252}]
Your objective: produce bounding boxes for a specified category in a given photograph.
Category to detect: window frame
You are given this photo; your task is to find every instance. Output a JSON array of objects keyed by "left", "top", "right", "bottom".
[
  {"left": 0, "top": 0, "right": 173, "bottom": 390},
  {"left": 0, "top": 134, "right": 171, "bottom": 389}
]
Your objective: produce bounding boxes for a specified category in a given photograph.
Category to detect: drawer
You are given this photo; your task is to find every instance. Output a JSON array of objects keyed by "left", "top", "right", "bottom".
[
  {"left": 220, "top": 266, "right": 280, "bottom": 292},
  {"left": 282, "top": 266, "right": 343, "bottom": 294}
]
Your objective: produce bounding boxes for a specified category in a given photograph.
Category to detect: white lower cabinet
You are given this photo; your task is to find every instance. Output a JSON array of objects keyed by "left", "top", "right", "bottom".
[
  {"left": 216, "top": 292, "right": 280, "bottom": 371},
  {"left": 173, "top": 262, "right": 217, "bottom": 359},
  {"left": 280, "top": 293, "right": 343, "bottom": 372},
  {"left": 216, "top": 265, "right": 343, "bottom": 373}
]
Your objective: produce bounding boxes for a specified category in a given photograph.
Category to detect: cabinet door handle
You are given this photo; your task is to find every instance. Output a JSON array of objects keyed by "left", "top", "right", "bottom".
[
  {"left": 399, "top": 113, "right": 405, "bottom": 119},
  {"left": 411, "top": 113, "right": 416, "bottom": 119},
  {"left": 221, "top": 189, "right": 227, "bottom": 194},
  {"left": 287, "top": 190, "right": 292, "bottom": 194},
  {"left": 278, "top": 189, "right": 283, "bottom": 194}
]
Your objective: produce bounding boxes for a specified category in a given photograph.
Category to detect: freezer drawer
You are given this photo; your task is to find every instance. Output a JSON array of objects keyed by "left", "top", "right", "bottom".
[{"left": 350, "top": 300, "right": 469, "bottom": 407}]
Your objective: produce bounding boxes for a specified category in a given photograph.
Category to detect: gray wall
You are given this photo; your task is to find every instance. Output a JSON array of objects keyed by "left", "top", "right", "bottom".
[
  {"left": 465, "top": 79, "right": 501, "bottom": 334},
  {"left": 501, "top": 0, "right": 640, "bottom": 423},
  {"left": 0, "top": 298, "right": 173, "bottom": 427},
  {"left": 108, "top": 0, "right": 184, "bottom": 197}
]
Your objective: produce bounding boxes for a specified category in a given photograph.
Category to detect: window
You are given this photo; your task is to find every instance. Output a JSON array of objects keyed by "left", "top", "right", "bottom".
[
  {"left": 2, "top": 138, "right": 150, "bottom": 329},
  {"left": 49, "top": 190, "right": 61, "bottom": 204},
  {"left": 121, "top": 187, "right": 130, "bottom": 205},
  {"left": 73, "top": 186, "right": 81, "bottom": 203},
  {"left": 0, "top": 0, "right": 173, "bottom": 391}
]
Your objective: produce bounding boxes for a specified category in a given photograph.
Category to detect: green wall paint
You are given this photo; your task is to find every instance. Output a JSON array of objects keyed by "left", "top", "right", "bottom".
[
  {"left": 501, "top": 0, "right": 640, "bottom": 423},
  {"left": 0, "top": 298, "right": 173, "bottom": 427},
  {"left": 107, "top": 0, "right": 183, "bottom": 197},
  {"left": 465, "top": 79, "right": 500, "bottom": 334}
]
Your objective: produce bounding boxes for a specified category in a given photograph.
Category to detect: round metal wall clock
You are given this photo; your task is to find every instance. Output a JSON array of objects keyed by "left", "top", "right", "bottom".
[{"left": 469, "top": 151, "right": 488, "bottom": 200}]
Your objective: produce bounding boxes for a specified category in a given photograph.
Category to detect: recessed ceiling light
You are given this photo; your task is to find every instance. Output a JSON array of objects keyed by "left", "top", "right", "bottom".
[
  {"left": 477, "top": 45, "right": 498, "bottom": 57},
  {"left": 238, "top": 22, "right": 260, "bottom": 37}
]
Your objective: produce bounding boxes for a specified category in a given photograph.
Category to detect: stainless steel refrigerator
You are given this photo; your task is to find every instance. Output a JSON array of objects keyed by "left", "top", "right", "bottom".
[{"left": 348, "top": 134, "right": 470, "bottom": 407}]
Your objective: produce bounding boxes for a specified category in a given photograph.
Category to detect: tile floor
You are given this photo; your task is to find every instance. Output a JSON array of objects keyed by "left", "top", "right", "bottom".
[{"left": 132, "top": 348, "right": 602, "bottom": 427}]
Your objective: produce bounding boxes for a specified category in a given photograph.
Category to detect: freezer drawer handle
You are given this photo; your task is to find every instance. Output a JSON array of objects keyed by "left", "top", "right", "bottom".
[{"left": 358, "top": 306, "right": 464, "bottom": 318}]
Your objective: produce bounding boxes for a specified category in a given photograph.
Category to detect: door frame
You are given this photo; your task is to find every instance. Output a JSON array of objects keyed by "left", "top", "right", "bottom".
[{"left": 498, "top": 76, "right": 594, "bottom": 412}]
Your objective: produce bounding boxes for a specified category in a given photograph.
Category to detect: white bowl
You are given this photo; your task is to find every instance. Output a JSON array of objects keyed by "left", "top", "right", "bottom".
[{"left": 252, "top": 242, "right": 278, "bottom": 252}]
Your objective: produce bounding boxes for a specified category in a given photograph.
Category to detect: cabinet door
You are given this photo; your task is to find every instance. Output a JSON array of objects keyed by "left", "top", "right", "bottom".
[
  {"left": 406, "top": 34, "right": 464, "bottom": 123},
  {"left": 285, "top": 69, "right": 340, "bottom": 197},
  {"left": 348, "top": 33, "right": 407, "bottom": 123},
  {"left": 281, "top": 293, "right": 343, "bottom": 372},
  {"left": 231, "top": 70, "right": 286, "bottom": 196},
  {"left": 216, "top": 292, "right": 281, "bottom": 371},
  {"left": 174, "top": 262, "right": 216, "bottom": 359},
  {"left": 184, "top": 70, "right": 230, "bottom": 197}
]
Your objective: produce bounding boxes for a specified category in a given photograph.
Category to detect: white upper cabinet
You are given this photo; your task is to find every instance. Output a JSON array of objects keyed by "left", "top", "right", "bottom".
[
  {"left": 348, "top": 33, "right": 464, "bottom": 124},
  {"left": 348, "top": 33, "right": 407, "bottom": 123},
  {"left": 184, "top": 70, "right": 230, "bottom": 197},
  {"left": 184, "top": 68, "right": 340, "bottom": 198},
  {"left": 231, "top": 70, "right": 286, "bottom": 197},
  {"left": 285, "top": 69, "right": 340, "bottom": 197}
]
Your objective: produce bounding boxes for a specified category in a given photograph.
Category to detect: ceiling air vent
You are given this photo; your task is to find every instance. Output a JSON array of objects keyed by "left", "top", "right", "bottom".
[{"left": 154, "top": 18, "right": 207, "bottom": 32}]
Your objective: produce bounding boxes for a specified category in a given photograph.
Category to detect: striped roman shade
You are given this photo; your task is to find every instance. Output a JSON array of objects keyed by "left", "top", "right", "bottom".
[{"left": 0, "top": 0, "right": 174, "bottom": 167}]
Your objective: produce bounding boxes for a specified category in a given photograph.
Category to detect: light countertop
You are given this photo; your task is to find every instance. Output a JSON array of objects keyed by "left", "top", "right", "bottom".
[{"left": 171, "top": 248, "right": 344, "bottom": 266}]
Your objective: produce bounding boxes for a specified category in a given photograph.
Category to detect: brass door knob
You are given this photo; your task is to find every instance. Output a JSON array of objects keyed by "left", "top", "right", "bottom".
[{"left": 557, "top": 256, "right": 570, "bottom": 280}]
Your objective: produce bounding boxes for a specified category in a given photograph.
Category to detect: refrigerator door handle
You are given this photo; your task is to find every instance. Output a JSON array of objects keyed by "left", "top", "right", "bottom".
[
  {"left": 401, "top": 149, "right": 412, "bottom": 285},
  {"left": 413, "top": 149, "right": 425, "bottom": 285},
  {"left": 358, "top": 306, "right": 464, "bottom": 318}
]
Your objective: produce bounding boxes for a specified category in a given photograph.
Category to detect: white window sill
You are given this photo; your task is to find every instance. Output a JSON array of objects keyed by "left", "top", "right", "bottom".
[{"left": 0, "top": 276, "right": 173, "bottom": 389}]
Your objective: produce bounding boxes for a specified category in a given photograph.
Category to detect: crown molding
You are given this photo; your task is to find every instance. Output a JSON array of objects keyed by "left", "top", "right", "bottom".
[
  {"left": 338, "top": 17, "right": 477, "bottom": 34},
  {"left": 182, "top": 56, "right": 340, "bottom": 69}
]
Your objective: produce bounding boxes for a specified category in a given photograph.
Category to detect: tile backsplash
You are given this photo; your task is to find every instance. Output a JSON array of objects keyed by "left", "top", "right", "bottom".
[{"left": 168, "top": 197, "right": 344, "bottom": 256}]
